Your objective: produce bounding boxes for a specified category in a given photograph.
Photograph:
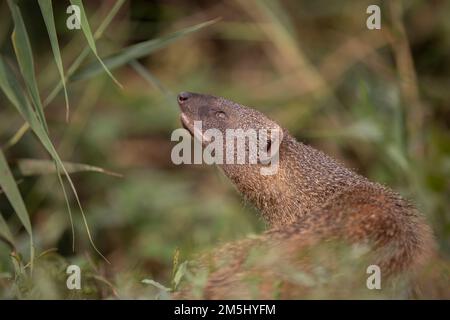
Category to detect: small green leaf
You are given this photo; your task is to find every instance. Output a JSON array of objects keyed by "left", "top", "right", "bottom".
[
  {"left": 172, "top": 261, "right": 188, "bottom": 290},
  {"left": 142, "top": 279, "right": 171, "bottom": 292}
]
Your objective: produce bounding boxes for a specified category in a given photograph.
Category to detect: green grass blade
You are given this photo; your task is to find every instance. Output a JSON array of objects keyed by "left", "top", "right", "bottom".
[
  {"left": 0, "top": 58, "right": 41, "bottom": 132},
  {"left": 5, "top": 0, "right": 126, "bottom": 148},
  {"left": 7, "top": 0, "right": 48, "bottom": 132},
  {"left": 0, "top": 211, "right": 16, "bottom": 251},
  {"left": 38, "top": 0, "right": 70, "bottom": 122},
  {"left": 93, "top": 0, "right": 125, "bottom": 39},
  {"left": 0, "top": 149, "right": 33, "bottom": 263},
  {"left": 70, "top": 0, "right": 122, "bottom": 88},
  {"left": 129, "top": 60, "right": 175, "bottom": 104},
  {"left": 0, "top": 56, "right": 108, "bottom": 263},
  {"left": 56, "top": 170, "right": 75, "bottom": 251},
  {"left": 17, "top": 158, "right": 122, "bottom": 177},
  {"left": 72, "top": 18, "right": 219, "bottom": 82}
]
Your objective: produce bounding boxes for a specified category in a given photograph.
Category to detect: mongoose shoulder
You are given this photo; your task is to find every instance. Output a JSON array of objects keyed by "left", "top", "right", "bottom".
[{"left": 175, "top": 92, "right": 441, "bottom": 299}]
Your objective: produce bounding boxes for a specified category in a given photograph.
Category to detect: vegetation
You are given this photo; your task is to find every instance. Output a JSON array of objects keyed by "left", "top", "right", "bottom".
[{"left": 0, "top": 0, "right": 448, "bottom": 299}]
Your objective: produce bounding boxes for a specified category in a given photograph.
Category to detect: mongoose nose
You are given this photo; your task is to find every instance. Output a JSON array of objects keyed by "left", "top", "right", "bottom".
[{"left": 177, "top": 92, "right": 191, "bottom": 104}]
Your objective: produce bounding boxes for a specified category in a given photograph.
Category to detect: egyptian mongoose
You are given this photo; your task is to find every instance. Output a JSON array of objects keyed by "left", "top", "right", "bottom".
[{"left": 174, "top": 92, "right": 443, "bottom": 299}]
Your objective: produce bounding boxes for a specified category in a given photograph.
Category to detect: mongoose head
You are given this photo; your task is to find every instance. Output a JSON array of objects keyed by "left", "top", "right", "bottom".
[
  {"left": 176, "top": 92, "right": 358, "bottom": 226},
  {"left": 177, "top": 91, "right": 283, "bottom": 173},
  {"left": 177, "top": 92, "right": 283, "bottom": 146}
]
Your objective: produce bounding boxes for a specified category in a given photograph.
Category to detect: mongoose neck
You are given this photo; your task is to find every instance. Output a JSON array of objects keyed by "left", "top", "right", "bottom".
[{"left": 220, "top": 132, "right": 364, "bottom": 227}]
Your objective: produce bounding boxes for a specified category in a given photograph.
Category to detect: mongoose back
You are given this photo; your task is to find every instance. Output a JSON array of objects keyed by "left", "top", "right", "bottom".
[{"left": 175, "top": 92, "right": 443, "bottom": 299}]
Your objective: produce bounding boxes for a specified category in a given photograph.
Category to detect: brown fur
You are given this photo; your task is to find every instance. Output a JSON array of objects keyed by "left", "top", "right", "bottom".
[{"left": 174, "top": 92, "right": 445, "bottom": 299}]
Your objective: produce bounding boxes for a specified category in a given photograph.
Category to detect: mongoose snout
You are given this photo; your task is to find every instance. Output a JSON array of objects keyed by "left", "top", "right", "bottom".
[{"left": 177, "top": 91, "right": 282, "bottom": 141}]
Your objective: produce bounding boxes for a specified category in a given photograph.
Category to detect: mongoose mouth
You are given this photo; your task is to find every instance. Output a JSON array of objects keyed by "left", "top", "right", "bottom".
[
  {"left": 180, "top": 113, "right": 211, "bottom": 142},
  {"left": 178, "top": 91, "right": 196, "bottom": 137},
  {"left": 180, "top": 113, "right": 193, "bottom": 135}
]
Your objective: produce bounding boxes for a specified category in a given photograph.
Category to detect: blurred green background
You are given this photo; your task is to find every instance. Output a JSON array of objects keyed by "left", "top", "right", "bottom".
[{"left": 0, "top": 0, "right": 449, "bottom": 298}]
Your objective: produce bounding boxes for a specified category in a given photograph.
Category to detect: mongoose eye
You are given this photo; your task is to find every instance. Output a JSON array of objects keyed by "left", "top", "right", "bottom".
[{"left": 215, "top": 111, "right": 226, "bottom": 119}]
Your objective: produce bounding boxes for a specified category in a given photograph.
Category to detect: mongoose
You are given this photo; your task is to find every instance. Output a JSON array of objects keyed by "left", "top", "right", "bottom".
[{"left": 174, "top": 92, "right": 444, "bottom": 299}]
